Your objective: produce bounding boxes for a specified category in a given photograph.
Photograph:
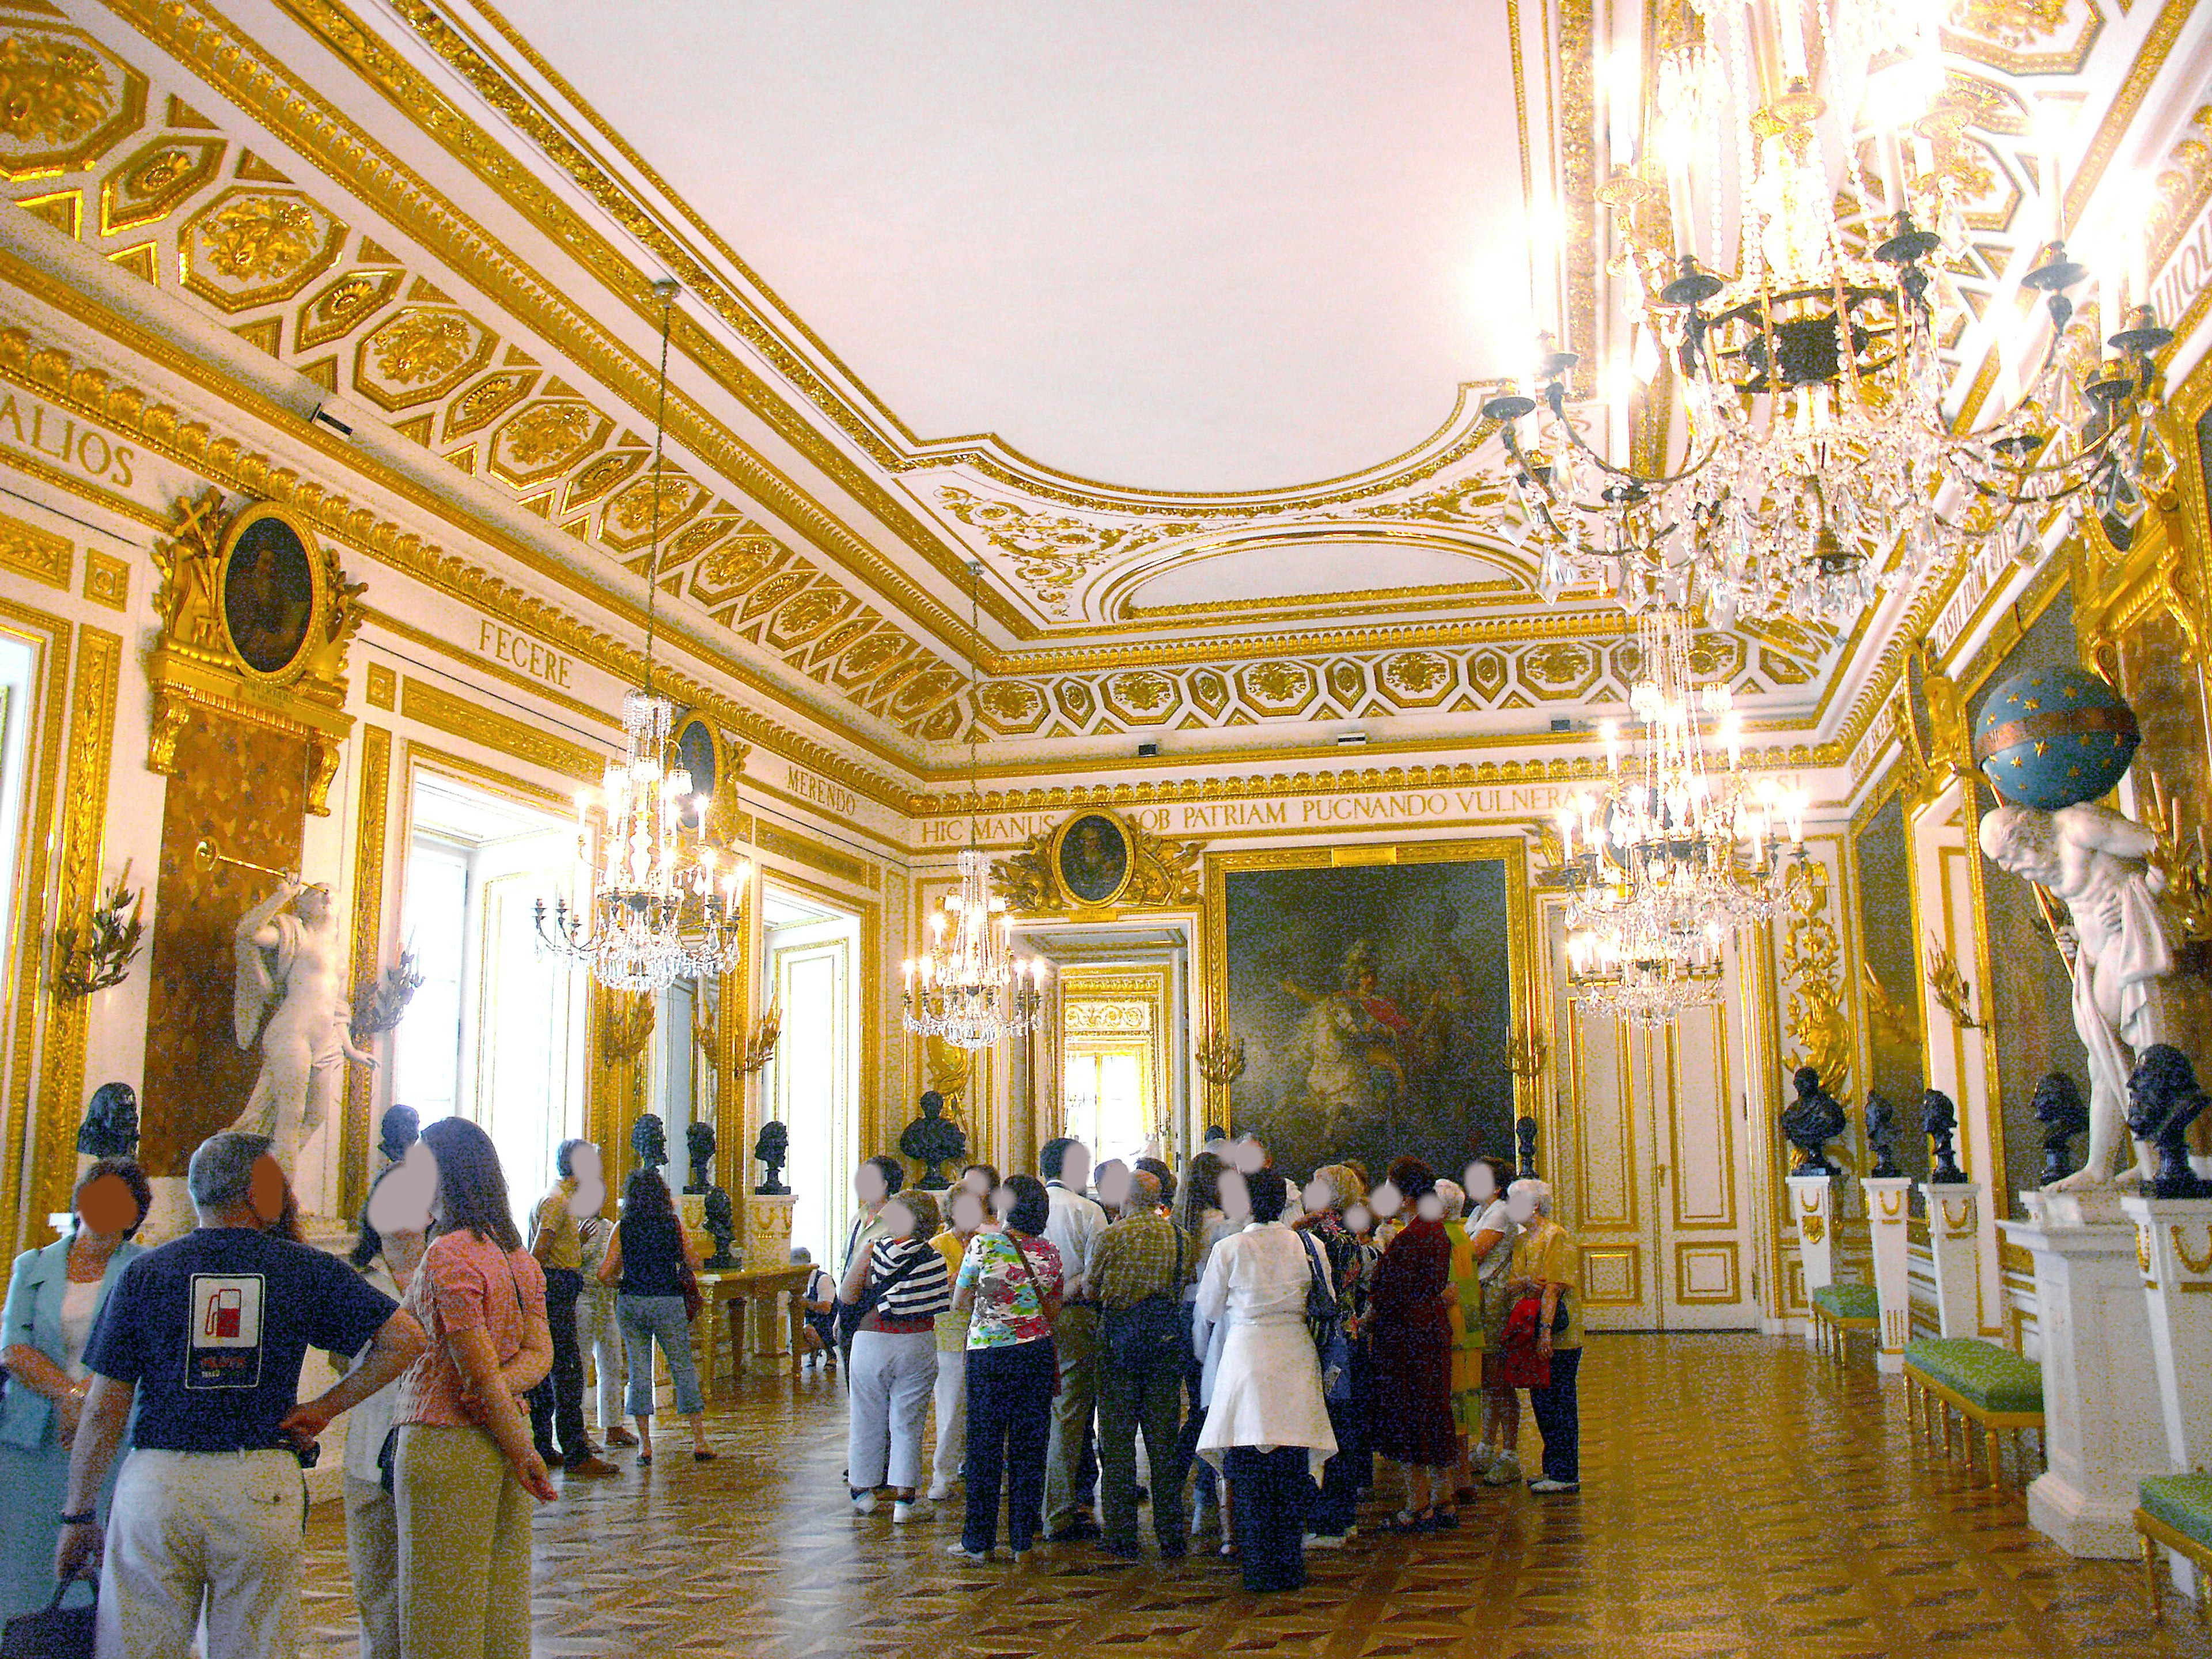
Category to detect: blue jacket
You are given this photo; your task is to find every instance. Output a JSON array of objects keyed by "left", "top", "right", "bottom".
[{"left": 1, "top": 1234, "right": 142, "bottom": 1450}]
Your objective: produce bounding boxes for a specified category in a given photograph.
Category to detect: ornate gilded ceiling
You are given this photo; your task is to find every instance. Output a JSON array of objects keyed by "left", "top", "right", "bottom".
[{"left": 0, "top": 0, "right": 2200, "bottom": 784}]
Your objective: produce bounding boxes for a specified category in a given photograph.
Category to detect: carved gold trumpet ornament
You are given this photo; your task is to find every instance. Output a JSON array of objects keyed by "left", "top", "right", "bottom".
[{"left": 1506, "top": 1024, "right": 1549, "bottom": 1085}]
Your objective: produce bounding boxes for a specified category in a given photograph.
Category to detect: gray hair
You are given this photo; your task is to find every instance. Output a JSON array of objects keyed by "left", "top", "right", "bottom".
[
  {"left": 1509, "top": 1176, "right": 1554, "bottom": 1217},
  {"left": 1128, "top": 1169, "right": 1162, "bottom": 1210},
  {"left": 188, "top": 1132, "right": 272, "bottom": 1210}
]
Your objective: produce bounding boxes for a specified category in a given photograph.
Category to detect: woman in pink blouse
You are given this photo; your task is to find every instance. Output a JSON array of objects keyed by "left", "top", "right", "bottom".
[{"left": 392, "top": 1118, "right": 556, "bottom": 1659}]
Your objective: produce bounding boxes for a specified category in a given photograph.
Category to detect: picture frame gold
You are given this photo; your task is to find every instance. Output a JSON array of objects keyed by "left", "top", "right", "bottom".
[
  {"left": 215, "top": 501, "right": 329, "bottom": 686},
  {"left": 1048, "top": 807, "right": 1136, "bottom": 911}
]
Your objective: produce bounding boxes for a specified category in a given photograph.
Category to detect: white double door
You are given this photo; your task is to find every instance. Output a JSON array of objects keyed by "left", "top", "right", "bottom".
[{"left": 1559, "top": 964, "right": 1761, "bottom": 1332}]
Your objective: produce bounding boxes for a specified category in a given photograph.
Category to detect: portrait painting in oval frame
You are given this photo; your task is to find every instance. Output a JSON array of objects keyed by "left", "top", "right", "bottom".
[
  {"left": 218, "top": 502, "right": 326, "bottom": 682},
  {"left": 1050, "top": 809, "right": 1133, "bottom": 910}
]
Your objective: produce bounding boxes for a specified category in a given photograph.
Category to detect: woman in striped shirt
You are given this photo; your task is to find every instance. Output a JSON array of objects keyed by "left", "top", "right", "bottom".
[{"left": 838, "top": 1188, "right": 949, "bottom": 1522}]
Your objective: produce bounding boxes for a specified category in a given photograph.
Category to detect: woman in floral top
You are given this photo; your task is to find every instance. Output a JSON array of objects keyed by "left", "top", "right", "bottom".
[{"left": 948, "top": 1174, "right": 1062, "bottom": 1562}]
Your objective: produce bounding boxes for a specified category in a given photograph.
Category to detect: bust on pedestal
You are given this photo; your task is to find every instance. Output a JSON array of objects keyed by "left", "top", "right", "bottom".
[
  {"left": 1861, "top": 1093, "right": 1914, "bottom": 1372},
  {"left": 1919, "top": 1089, "right": 1983, "bottom": 1340},
  {"left": 1783, "top": 1069, "right": 1846, "bottom": 1335}
]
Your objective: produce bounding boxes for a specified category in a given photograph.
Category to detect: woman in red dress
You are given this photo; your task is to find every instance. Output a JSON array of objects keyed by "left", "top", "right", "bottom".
[{"left": 1366, "top": 1156, "right": 1459, "bottom": 1531}]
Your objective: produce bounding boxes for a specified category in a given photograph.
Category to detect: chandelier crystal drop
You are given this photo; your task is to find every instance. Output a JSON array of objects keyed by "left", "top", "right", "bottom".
[
  {"left": 1556, "top": 609, "right": 1808, "bottom": 1026},
  {"left": 1490, "top": 0, "right": 2177, "bottom": 630},
  {"left": 536, "top": 282, "right": 749, "bottom": 993},
  {"left": 902, "top": 562, "right": 1048, "bottom": 1050}
]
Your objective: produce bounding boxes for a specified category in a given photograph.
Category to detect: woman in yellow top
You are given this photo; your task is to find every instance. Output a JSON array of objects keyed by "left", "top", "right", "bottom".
[
  {"left": 1502, "top": 1177, "right": 1582, "bottom": 1494},
  {"left": 927, "top": 1179, "right": 991, "bottom": 1501}
]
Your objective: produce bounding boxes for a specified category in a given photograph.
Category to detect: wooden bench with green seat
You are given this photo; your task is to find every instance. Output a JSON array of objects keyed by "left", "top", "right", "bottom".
[
  {"left": 1902, "top": 1336, "right": 2044, "bottom": 1491},
  {"left": 2137, "top": 1475, "right": 2212, "bottom": 1625},
  {"left": 1809, "top": 1282, "right": 1878, "bottom": 1363}
]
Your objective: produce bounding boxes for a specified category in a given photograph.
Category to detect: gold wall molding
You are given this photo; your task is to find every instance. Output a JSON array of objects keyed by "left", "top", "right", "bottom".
[
  {"left": 81, "top": 545, "right": 125, "bottom": 609},
  {"left": 1002, "top": 806, "right": 1202, "bottom": 917},
  {"left": 340, "top": 719, "right": 388, "bottom": 1218},
  {"left": 31, "top": 619, "right": 118, "bottom": 1230},
  {"left": 746, "top": 814, "right": 877, "bottom": 892},
  {"left": 397, "top": 674, "right": 600, "bottom": 782},
  {"left": 0, "top": 507, "right": 70, "bottom": 589},
  {"left": 0, "top": 600, "right": 70, "bottom": 1257}
]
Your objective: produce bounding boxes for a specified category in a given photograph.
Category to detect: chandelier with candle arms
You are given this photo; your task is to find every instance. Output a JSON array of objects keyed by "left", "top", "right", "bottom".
[
  {"left": 1555, "top": 609, "right": 1808, "bottom": 1025},
  {"left": 1488, "top": 0, "right": 2176, "bottom": 630},
  {"left": 536, "top": 282, "right": 749, "bottom": 992},
  {"left": 902, "top": 563, "right": 1048, "bottom": 1050}
]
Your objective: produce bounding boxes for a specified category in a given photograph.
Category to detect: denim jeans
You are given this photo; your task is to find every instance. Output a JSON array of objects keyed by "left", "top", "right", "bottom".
[
  {"left": 962, "top": 1339, "right": 1056, "bottom": 1554},
  {"left": 1224, "top": 1445, "right": 1310, "bottom": 1592},
  {"left": 1098, "top": 1297, "right": 1186, "bottom": 1550},
  {"left": 530, "top": 1266, "right": 587, "bottom": 1465},
  {"left": 616, "top": 1293, "right": 703, "bottom": 1418},
  {"left": 1528, "top": 1345, "right": 1582, "bottom": 1482}
]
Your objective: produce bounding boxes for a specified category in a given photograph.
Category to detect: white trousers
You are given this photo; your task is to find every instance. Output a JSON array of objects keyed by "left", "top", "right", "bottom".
[
  {"left": 97, "top": 1447, "right": 304, "bottom": 1659},
  {"left": 929, "top": 1348, "right": 967, "bottom": 1495},
  {"left": 575, "top": 1285, "right": 626, "bottom": 1429},
  {"left": 846, "top": 1330, "right": 937, "bottom": 1492},
  {"left": 342, "top": 1474, "right": 399, "bottom": 1659}
]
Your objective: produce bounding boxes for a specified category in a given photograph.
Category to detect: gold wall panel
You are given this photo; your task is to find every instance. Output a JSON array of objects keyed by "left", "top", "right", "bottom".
[
  {"left": 1581, "top": 1244, "right": 1641, "bottom": 1308},
  {"left": 398, "top": 675, "right": 601, "bottom": 781},
  {"left": 0, "top": 509, "right": 70, "bottom": 590},
  {"left": 1664, "top": 1008, "right": 1738, "bottom": 1232},
  {"left": 340, "top": 721, "right": 389, "bottom": 1218},
  {"left": 1570, "top": 1003, "right": 1637, "bottom": 1233},
  {"left": 0, "top": 602, "right": 66, "bottom": 1257}
]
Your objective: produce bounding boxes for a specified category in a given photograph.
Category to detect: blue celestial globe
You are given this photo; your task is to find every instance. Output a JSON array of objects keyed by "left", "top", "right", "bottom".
[{"left": 1972, "top": 666, "right": 2139, "bottom": 809}]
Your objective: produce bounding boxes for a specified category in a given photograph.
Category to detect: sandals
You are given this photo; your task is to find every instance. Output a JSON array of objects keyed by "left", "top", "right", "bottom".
[
  {"left": 1384, "top": 1509, "right": 1438, "bottom": 1534},
  {"left": 637, "top": 1452, "right": 653, "bottom": 1466}
]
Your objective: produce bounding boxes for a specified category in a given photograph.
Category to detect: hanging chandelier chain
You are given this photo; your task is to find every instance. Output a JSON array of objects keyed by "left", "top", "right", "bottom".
[{"left": 641, "top": 279, "right": 676, "bottom": 702}]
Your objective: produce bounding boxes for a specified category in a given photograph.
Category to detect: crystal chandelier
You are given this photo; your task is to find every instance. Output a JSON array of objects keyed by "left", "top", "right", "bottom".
[
  {"left": 536, "top": 282, "right": 749, "bottom": 992},
  {"left": 902, "top": 563, "right": 1048, "bottom": 1050},
  {"left": 1555, "top": 610, "right": 1807, "bottom": 1025},
  {"left": 1490, "top": 0, "right": 2175, "bottom": 629}
]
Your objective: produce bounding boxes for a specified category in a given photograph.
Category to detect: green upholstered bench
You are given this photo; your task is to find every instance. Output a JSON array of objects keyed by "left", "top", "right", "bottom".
[
  {"left": 1903, "top": 1336, "right": 2044, "bottom": 1492},
  {"left": 1809, "top": 1282, "right": 1879, "bottom": 1363},
  {"left": 2137, "top": 1474, "right": 2212, "bottom": 1624}
]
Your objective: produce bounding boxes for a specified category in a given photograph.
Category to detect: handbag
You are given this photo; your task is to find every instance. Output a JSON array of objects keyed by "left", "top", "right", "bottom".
[
  {"left": 679, "top": 1257, "right": 704, "bottom": 1324},
  {"left": 2, "top": 1577, "right": 94, "bottom": 1658},
  {"left": 1301, "top": 1233, "right": 1353, "bottom": 1404},
  {"left": 850, "top": 1241, "right": 929, "bottom": 1323}
]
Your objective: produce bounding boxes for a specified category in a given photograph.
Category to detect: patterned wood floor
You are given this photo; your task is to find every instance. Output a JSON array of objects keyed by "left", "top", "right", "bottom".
[{"left": 298, "top": 1333, "right": 2207, "bottom": 1658}]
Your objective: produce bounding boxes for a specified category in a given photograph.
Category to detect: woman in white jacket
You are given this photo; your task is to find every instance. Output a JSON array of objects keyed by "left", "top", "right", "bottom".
[{"left": 1194, "top": 1168, "right": 1336, "bottom": 1593}]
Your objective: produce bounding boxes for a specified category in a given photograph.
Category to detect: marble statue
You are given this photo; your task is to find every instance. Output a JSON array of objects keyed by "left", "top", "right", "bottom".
[
  {"left": 76, "top": 1082, "right": 139, "bottom": 1160},
  {"left": 631, "top": 1112, "right": 667, "bottom": 1173},
  {"left": 1980, "top": 801, "right": 2196, "bottom": 1187},
  {"left": 753, "top": 1119, "right": 789, "bottom": 1195},
  {"left": 1782, "top": 1066, "right": 1847, "bottom": 1174},
  {"left": 2126, "top": 1044, "right": 2212, "bottom": 1199},
  {"left": 377, "top": 1103, "right": 419, "bottom": 1165},
  {"left": 703, "top": 1186, "right": 736, "bottom": 1267},
  {"left": 1863, "top": 1092, "right": 1902, "bottom": 1179},
  {"left": 2032, "top": 1071, "right": 2091, "bottom": 1186},
  {"left": 1923, "top": 1088, "right": 1968, "bottom": 1184},
  {"left": 685, "top": 1120, "right": 717, "bottom": 1195},
  {"left": 229, "top": 877, "right": 375, "bottom": 1166},
  {"left": 897, "top": 1090, "right": 965, "bottom": 1187}
]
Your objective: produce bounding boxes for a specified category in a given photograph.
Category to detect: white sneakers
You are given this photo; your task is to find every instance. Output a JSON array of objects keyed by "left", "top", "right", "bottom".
[
  {"left": 893, "top": 1498, "right": 937, "bottom": 1524},
  {"left": 945, "top": 1542, "right": 991, "bottom": 1563},
  {"left": 1527, "top": 1477, "right": 1579, "bottom": 1494},
  {"left": 1480, "top": 1454, "right": 1521, "bottom": 1487},
  {"left": 850, "top": 1490, "right": 877, "bottom": 1515}
]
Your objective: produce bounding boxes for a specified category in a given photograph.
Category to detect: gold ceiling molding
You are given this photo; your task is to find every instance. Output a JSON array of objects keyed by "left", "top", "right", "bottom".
[
  {"left": 396, "top": 674, "right": 599, "bottom": 781},
  {"left": 1942, "top": 1, "right": 2103, "bottom": 78},
  {"left": 0, "top": 314, "right": 918, "bottom": 813}
]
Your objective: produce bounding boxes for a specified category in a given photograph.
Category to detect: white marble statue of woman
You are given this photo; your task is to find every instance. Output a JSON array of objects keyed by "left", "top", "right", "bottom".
[
  {"left": 1979, "top": 801, "right": 2201, "bottom": 1187},
  {"left": 229, "top": 877, "right": 375, "bottom": 1168}
]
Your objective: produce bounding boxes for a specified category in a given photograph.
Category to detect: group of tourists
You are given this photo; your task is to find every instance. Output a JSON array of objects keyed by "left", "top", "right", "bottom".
[{"left": 832, "top": 1132, "right": 1584, "bottom": 1593}]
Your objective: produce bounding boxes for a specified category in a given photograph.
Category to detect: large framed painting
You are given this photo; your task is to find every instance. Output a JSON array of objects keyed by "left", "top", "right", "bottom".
[
  {"left": 1207, "top": 842, "right": 1531, "bottom": 1182},
  {"left": 218, "top": 503, "right": 324, "bottom": 681}
]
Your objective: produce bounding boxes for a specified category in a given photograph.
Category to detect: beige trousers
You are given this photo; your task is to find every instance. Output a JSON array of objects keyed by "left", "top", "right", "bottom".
[
  {"left": 393, "top": 1425, "right": 532, "bottom": 1659},
  {"left": 343, "top": 1472, "right": 400, "bottom": 1659},
  {"left": 96, "top": 1447, "right": 304, "bottom": 1659}
]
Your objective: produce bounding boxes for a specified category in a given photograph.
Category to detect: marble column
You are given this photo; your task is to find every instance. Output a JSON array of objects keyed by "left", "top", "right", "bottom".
[
  {"left": 1921, "top": 1180, "right": 1982, "bottom": 1339},
  {"left": 2002, "top": 1193, "right": 2168, "bottom": 1558},
  {"left": 1862, "top": 1176, "right": 1914, "bottom": 1372},
  {"left": 2121, "top": 1194, "right": 2212, "bottom": 1600},
  {"left": 1787, "top": 1171, "right": 1836, "bottom": 1339}
]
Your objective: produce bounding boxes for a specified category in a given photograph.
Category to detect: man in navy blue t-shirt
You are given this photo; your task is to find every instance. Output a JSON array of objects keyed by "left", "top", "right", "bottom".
[{"left": 56, "top": 1132, "right": 426, "bottom": 1659}]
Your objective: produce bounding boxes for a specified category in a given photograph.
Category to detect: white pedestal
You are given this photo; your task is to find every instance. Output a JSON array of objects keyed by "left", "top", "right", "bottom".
[
  {"left": 1921, "top": 1180, "right": 1982, "bottom": 1339},
  {"left": 1862, "top": 1176, "right": 1914, "bottom": 1372},
  {"left": 747, "top": 1192, "right": 798, "bottom": 1356},
  {"left": 2003, "top": 1198, "right": 2169, "bottom": 1559},
  {"left": 1787, "top": 1172, "right": 1836, "bottom": 1342},
  {"left": 2122, "top": 1194, "right": 2212, "bottom": 1602}
]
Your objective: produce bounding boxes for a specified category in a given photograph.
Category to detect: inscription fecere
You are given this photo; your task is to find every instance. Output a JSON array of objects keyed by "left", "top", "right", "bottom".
[{"left": 476, "top": 620, "right": 573, "bottom": 688}]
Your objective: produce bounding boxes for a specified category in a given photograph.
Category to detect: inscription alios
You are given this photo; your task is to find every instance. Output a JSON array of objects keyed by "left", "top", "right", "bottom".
[{"left": 0, "top": 392, "right": 136, "bottom": 488}]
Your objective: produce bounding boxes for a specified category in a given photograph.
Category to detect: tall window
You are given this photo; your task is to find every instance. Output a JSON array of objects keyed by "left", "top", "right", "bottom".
[{"left": 764, "top": 888, "right": 860, "bottom": 1269}]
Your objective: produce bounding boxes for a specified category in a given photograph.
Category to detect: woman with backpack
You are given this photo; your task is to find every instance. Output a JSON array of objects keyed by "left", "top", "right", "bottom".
[{"left": 838, "top": 1188, "right": 949, "bottom": 1522}]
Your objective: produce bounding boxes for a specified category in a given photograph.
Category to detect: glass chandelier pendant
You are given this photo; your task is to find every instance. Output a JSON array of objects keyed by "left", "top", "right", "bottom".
[
  {"left": 1488, "top": 0, "right": 2176, "bottom": 629},
  {"left": 536, "top": 282, "right": 751, "bottom": 992},
  {"left": 901, "top": 562, "right": 1048, "bottom": 1050},
  {"left": 1555, "top": 609, "right": 1808, "bottom": 1027}
]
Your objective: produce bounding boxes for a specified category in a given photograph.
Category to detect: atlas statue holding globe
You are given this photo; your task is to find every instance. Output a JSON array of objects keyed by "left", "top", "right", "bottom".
[{"left": 1974, "top": 664, "right": 2205, "bottom": 1188}]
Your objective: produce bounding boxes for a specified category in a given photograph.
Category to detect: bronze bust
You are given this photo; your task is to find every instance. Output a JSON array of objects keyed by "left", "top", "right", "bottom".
[{"left": 898, "top": 1090, "right": 965, "bottom": 1187}]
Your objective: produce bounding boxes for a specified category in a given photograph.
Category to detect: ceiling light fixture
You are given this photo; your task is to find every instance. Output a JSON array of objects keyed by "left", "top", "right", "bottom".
[{"left": 537, "top": 281, "right": 749, "bottom": 992}]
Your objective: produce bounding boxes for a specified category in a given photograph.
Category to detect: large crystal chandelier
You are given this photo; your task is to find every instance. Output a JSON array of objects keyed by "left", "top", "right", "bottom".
[
  {"left": 902, "top": 563, "right": 1048, "bottom": 1050},
  {"left": 1555, "top": 609, "right": 1807, "bottom": 1025},
  {"left": 536, "top": 282, "right": 749, "bottom": 992},
  {"left": 1490, "top": 0, "right": 2175, "bottom": 629}
]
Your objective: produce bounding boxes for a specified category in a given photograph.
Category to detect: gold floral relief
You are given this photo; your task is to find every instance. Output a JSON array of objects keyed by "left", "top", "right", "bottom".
[
  {"left": 293, "top": 267, "right": 401, "bottom": 352},
  {"left": 1782, "top": 860, "right": 1851, "bottom": 1103},
  {"left": 762, "top": 586, "right": 850, "bottom": 649},
  {"left": 693, "top": 531, "right": 785, "bottom": 595},
  {"left": 1946, "top": 0, "right": 2075, "bottom": 54},
  {"left": 603, "top": 474, "right": 700, "bottom": 547},
  {"left": 0, "top": 32, "right": 114, "bottom": 147},
  {"left": 938, "top": 485, "right": 1198, "bottom": 617},
  {"left": 664, "top": 515, "right": 736, "bottom": 566},
  {"left": 560, "top": 448, "right": 643, "bottom": 512},
  {"left": 98, "top": 134, "right": 223, "bottom": 235},
  {"left": 977, "top": 679, "right": 1047, "bottom": 734},
  {"left": 1523, "top": 641, "right": 1600, "bottom": 696},
  {"left": 440, "top": 368, "right": 536, "bottom": 441},
  {"left": 1103, "top": 669, "right": 1177, "bottom": 724},
  {"left": 1237, "top": 660, "right": 1316, "bottom": 712},
  {"left": 360, "top": 307, "right": 484, "bottom": 393},
  {"left": 1380, "top": 649, "right": 1454, "bottom": 704},
  {"left": 179, "top": 188, "right": 344, "bottom": 311}
]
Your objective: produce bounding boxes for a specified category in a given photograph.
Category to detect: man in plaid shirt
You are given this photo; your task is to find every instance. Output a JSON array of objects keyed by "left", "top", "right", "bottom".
[{"left": 1091, "top": 1171, "right": 1192, "bottom": 1559}]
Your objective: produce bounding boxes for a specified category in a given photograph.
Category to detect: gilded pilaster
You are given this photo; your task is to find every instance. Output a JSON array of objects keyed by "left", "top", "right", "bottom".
[{"left": 341, "top": 722, "right": 391, "bottom": 1218}]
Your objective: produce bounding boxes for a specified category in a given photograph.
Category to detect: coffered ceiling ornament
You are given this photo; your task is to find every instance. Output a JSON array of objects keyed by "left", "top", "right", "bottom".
[
  {"left": 0, "top": 27, "right": 145, "bottom": 180},
  {"left": 937, "top": 485, "right": 1198, "bottom": 618},
  {"left": 1001, "top": 807, "right": 1202, "bottom": 918}
]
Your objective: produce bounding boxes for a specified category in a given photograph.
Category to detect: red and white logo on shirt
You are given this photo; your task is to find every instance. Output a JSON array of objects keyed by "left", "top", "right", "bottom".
[{"left": 186, "top": 1274, "right": 264, "bottom": 1389}]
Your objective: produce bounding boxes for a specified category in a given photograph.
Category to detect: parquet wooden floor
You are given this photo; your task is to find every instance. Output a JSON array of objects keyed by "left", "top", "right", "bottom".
[{"left": 297, "top": 1333, "right": 2209, "bottom": 1658}]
